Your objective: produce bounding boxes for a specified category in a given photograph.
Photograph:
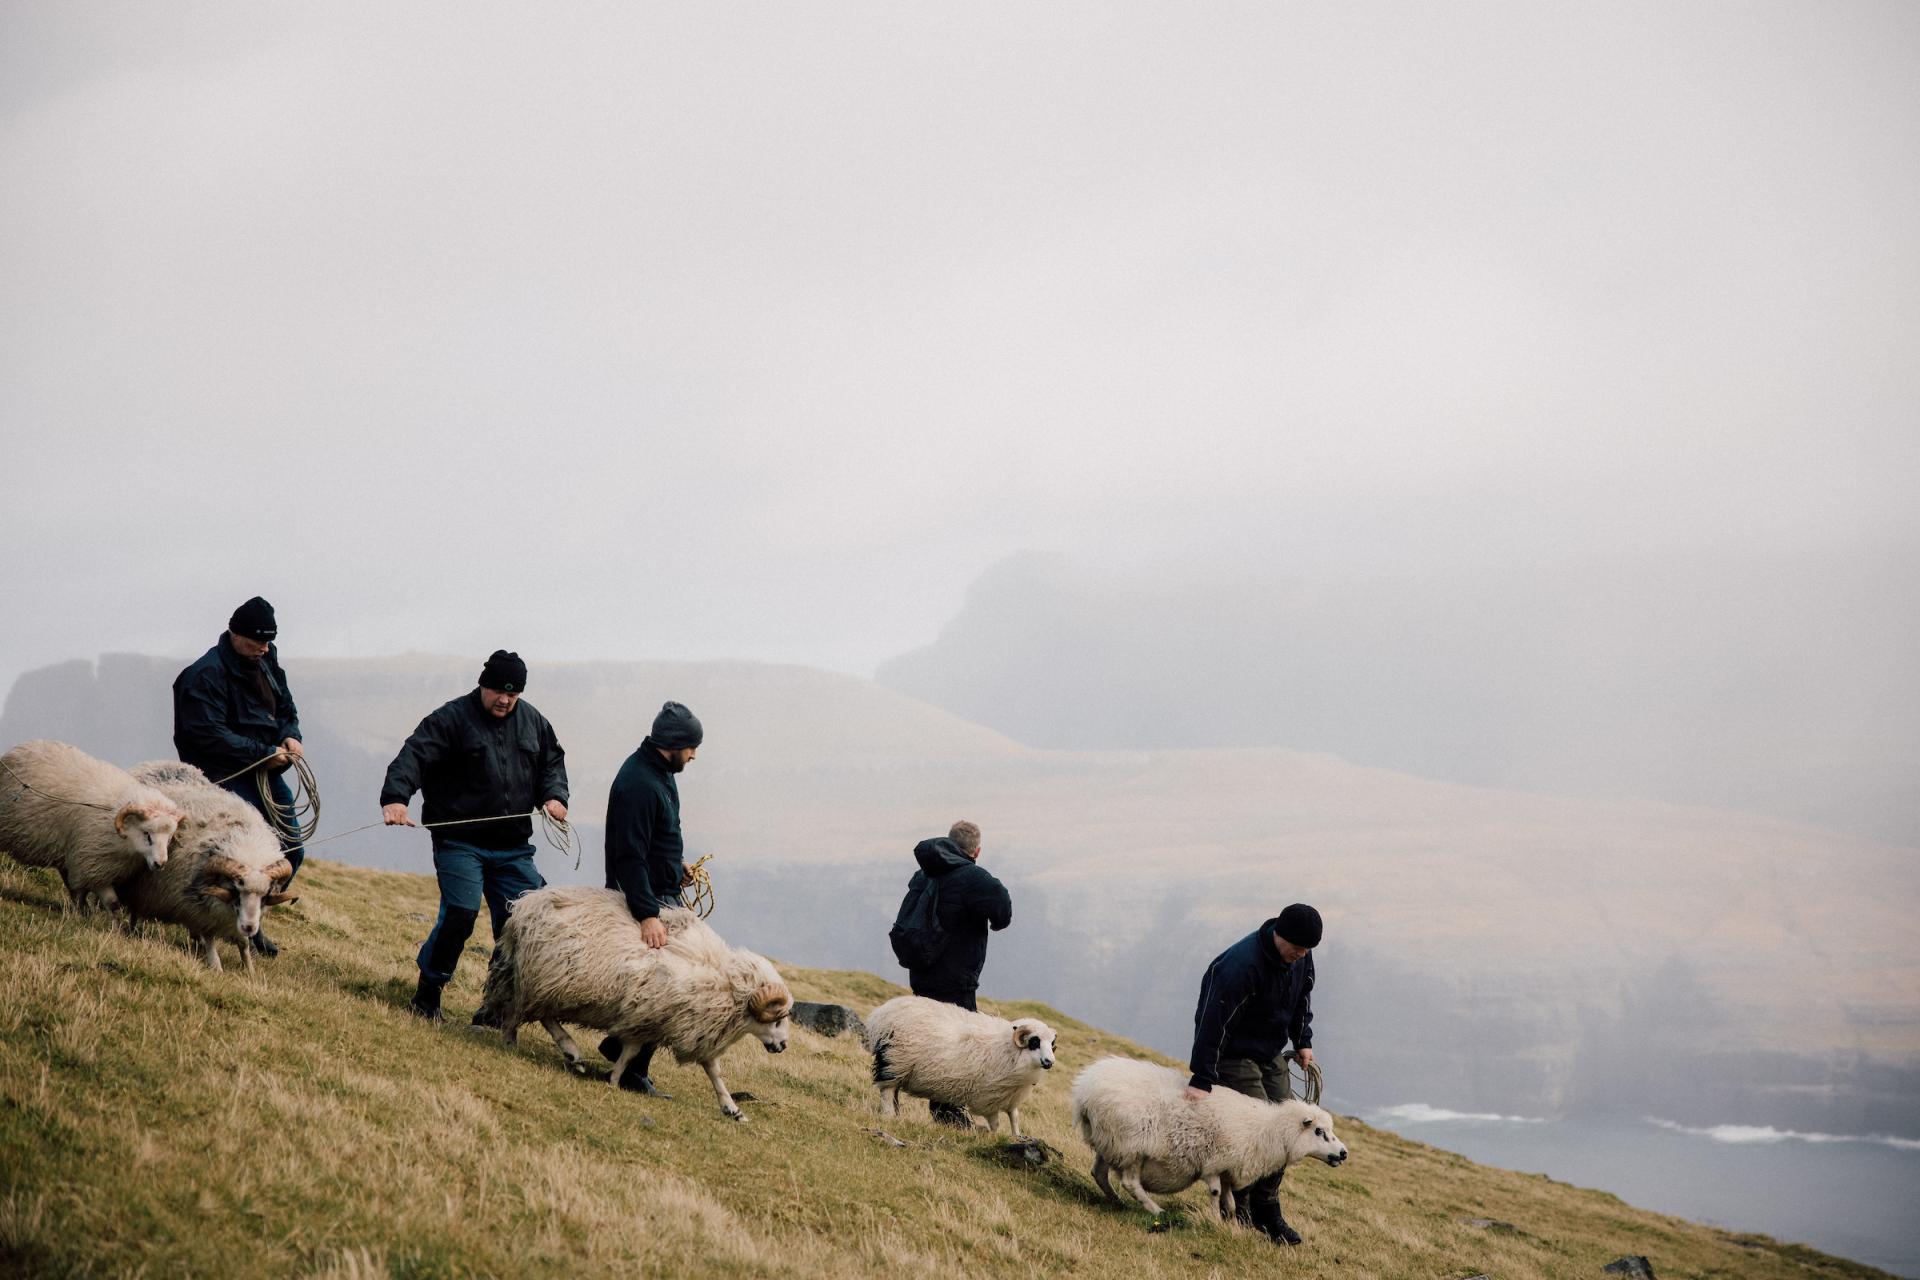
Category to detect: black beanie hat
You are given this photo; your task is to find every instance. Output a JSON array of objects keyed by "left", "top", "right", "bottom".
[
  {"left": 479, "top": 650, "right": 528, "bottom": 693},
  {"left": 1276, "top": 903, "right": 1323, "bottom": 949},
  {"left": 229, "top": 596, "right": 277, "bottom": 642},
  {"left": 650, "top": 701, "right": 704, "bottom": 750}
]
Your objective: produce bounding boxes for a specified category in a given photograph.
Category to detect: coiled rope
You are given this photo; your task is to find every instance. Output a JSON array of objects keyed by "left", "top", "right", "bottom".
[
  {"left": 212, "top": 753, "right": 321, "bottom": 845},
  {"left": 1283, "top": 1048, "right": 1324, "bottom": 1105},
  {"left": 681, "top": 853, "right": 716, "bottom": 919}
]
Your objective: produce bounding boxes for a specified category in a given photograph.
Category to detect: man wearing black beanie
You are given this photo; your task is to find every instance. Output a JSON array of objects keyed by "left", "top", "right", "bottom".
[
  {"left": 171, "top": 595, "right": 306, "bottom": 957},
  {"left": 379, "top": 650, "right": 569, "bottom": 1024},
  {"left": 1185, "top": 903, "right": 1324, "bottom": 1246},
  {"left": 596, "top": 700, "right": 704, "bottom": 1094}
]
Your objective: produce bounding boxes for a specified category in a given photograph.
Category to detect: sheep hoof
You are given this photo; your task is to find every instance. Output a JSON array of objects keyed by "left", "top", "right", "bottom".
[{"left": 724, "top": 1107, "right": 746, "bottom": 1122}]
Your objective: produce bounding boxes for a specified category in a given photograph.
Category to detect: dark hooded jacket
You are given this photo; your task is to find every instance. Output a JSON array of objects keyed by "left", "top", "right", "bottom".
[
  {"left": 604, "top": 738, "right": 686, "bottom": 921},
  {"left": 378, "top": 690, "right": 568, "bottom": 850},
  {"left": 902, "top": 837, "right": 1012, "bottom": 1006},
  {"left": 172, "top": 633, "right": 302, "bottom": 781},
  {"left": 1188, "top": 917, "right": 1315, "bottom": 1091}
]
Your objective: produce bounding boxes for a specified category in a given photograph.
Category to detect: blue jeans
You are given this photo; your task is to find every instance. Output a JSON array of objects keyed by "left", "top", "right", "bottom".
[
  {"left": 222, "top": 772, "right": 305, "bottom": 880},
  {"left": 416, "top": 840, "right": 544, "bottom": 986}
]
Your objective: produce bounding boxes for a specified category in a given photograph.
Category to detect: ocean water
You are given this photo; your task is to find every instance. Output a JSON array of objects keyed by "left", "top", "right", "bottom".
[{"left": 1358, "top": 1105, "right": 1920, "bottom": 1277}]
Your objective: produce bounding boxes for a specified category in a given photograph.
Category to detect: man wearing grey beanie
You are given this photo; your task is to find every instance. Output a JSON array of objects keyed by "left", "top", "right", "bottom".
[{"left": 598, "top": 700, "right": 705, "bottom": 1093}]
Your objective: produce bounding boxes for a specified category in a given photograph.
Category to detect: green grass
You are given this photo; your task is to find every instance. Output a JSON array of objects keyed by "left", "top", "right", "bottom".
[{"left": 0, "top": 858, "right": 1896, "bottom": 1279}]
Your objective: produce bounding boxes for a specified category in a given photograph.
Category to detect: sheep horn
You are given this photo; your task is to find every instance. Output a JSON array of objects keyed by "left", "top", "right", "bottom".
[
  {"left": 201, "top": 855, "right": 249, "bottom": 882},
  {"left": 259, "top": 858, "right": 294, "bottom": 886},
  {"left": 749, "top": 985, "right": 794, "bottom": 1023}
]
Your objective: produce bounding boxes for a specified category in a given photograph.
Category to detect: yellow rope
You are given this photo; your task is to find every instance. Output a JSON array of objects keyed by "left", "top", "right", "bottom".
[{"left": 682, "top": 853, "right": 716, "bottom": 919}]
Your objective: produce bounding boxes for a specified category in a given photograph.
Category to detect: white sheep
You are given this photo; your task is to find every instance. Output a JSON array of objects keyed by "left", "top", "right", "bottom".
[
  {"left": 866, "top": 995, "right": 1057, "bottom": 1137},
  {"left": 0, "top": 739, "right": 183, "bottom": 909},
  {"left": 118, "top": 761, "right": 296, "bottom": 973},
  {"left": 1070, "top": 1056, "right": 1348, "bottom": 1218},
  {"left": 477, "top": 888, "right": 793, "bottom": 1121}
]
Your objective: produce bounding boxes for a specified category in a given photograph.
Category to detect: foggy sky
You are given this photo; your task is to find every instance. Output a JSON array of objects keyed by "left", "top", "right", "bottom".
[{"left": 3, "top": 4, "right": 1916, "bottom": 752}]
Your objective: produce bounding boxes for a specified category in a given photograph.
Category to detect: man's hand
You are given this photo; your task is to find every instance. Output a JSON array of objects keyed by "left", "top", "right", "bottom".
[
  {"left": 381, "top": 803, "right": 417, "bottom": 827},
  {"left": 1294, "top": 1048, "right": 1315, "bottom": 1069},
  {"left": 282, "top": 738, "right": 304, "bottom": 761},
  {"left": 640, "top": 916, "right": 668, "bottom": 949},
  {"left": 543, "top": 798, "right": 567, "bottom": 822},
  {"left": 1186, "top": 1085, "right": 1210, "bottom": 1102}
]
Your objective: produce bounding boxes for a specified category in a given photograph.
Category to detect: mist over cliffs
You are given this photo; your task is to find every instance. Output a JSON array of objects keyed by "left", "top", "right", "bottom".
[{"left": 4, "top": 652, "right": 1916, "bottom": 1135}]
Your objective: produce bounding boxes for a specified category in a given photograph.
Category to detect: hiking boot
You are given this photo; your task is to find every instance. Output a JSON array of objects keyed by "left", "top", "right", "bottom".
[
  {"left": 930, "top": 1101, "right": 974, "bottom": 1129},
  {"left": 615, "top": 1074, "right": 672, "bottom": 1098},
  {"left": 408, "top": 978, "right": 445, "bottom": 1024},
  {"left": 249, "top": 928, "right": 280, "bottom": 958}
]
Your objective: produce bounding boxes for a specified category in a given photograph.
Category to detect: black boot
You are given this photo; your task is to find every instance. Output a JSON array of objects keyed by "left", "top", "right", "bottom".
[
  {"left": 602, "top": 1037, "right": 671, "bottom": 1096},
  {"left": 249, "top": 928, "right": 280, "bottom": 957},
  {"left": 929, "top": 1101, "right": 974, "bottom": 1129},
  {"left": 408, "top": 976, "right": 445, "bottom": 1023},
  {"left": 1251, "top": 1197, "right": 1302, "bottom": 1246}
]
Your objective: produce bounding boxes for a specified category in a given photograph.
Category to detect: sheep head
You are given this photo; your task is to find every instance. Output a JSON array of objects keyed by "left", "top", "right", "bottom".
[
  {"left": 197, "top": 855, "right": 273, "bottom": 935},
  {"left": 114, "top": 799, "right": 183, "bottom": 869},
  {"left": 1009, "top": 1018, "right": 1058, "bottom": 1071},
  {"left": 746, "top": 981, "right": 792, "bottom": 1054}
]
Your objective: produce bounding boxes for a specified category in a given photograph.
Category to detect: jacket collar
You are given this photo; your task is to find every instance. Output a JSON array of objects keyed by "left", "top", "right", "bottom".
[{"left": 914, "top": 837, "right": 973, "bottom": 877}]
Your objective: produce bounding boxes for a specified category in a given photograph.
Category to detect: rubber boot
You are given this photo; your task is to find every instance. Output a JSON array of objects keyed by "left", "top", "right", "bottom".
[
  {"left": 1251, "top": 1196, "right": 1302, "bottom": 1246},
  {"left": 249, "top": 928, "right": 280, "bottom": 958},
  {"left": 408, "top": 976, "right": 445, "bottom": 1024},
  {"left": 929, "top": 1100, "right": 974, "bottom": 1129}
]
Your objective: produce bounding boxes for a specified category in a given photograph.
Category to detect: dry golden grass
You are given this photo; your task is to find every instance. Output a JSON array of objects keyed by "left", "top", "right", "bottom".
[{"left": 0, "top": 857, "right": 1894, "bottom": 1279}]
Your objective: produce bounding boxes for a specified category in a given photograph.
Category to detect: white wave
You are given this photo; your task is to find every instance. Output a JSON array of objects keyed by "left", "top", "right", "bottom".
[
  {"left": 1368, "top": 1102, "right": 1548, "bottom": 1125},
  {"left": 1644, "top": 1117, "right": 1920, "bottom": 1152}
]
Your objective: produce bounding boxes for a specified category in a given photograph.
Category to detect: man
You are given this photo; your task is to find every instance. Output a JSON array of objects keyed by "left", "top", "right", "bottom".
[
  {"left": 892, "top": 820, "right": 1012, "bottom": 1125},
  {"left": 598, "top": 700, "right": 705, "bottom": 1094},
  {"left": 172, "top": 595, "right": 305, "bottom": 956},
  {"left": 380, "top": 650, "right": 568, "bottom": 1024},
  {"left": 1186, "top": 902, "right": 1323, "bottom": 1246}
]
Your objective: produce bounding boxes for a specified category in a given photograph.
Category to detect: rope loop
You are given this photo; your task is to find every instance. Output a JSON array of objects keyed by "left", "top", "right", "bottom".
[
  {"left": 681, "top": 854, "right": 716, "bottom": 919},
  {"left": 1282, "top": 1048, "right": 1324, "bottom": 1105}
]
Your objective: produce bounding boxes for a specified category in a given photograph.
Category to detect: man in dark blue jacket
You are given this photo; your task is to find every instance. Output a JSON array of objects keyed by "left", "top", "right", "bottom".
[
  {"left": 1186, "top": 903, "right": 1323, "bottom": 1246},
  {"left": 596, "top": 700, "right": 704, "bottom": 1094},
  {"left": 380, "top": 650, "right": 569, "bottom": 1024},
  {"left": 172, "top": 595, "right": 305, "bottom": 956}
]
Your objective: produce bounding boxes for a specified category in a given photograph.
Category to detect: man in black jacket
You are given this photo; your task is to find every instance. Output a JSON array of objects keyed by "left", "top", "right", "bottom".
[
  {"left": 172, "top": 595, "right": 305, "bottom": 956},
  {"left": 1186, "top": 903, "right": 1322, "bottom": 1246},
  {"left": 894, "top": 820, "right": 1012, "bottom": 1124},
  {"left": 596, "top": 700, "right": 704, "bottom": 1094},
  {"left": 380, "top": 651, "right": 569, "bottom": 1023}
]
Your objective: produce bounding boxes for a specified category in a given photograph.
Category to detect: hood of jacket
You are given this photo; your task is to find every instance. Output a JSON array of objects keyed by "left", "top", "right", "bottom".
[{"left": 913, "top": 837, "right": 973, "bottom": 878}]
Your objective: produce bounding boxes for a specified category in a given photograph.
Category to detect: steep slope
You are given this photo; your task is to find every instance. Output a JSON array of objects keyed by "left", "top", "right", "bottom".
[
  {"left": 0, "top": 856, "right": 1893, "bottom": 1280},
  {"left": 3, "top": 654, "right": 1916, "bottom": 1131}
]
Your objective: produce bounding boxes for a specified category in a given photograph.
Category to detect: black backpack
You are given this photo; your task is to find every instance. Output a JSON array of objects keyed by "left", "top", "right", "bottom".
[{"left": 888, "top": 874, "right": 948, "bottom": 971}]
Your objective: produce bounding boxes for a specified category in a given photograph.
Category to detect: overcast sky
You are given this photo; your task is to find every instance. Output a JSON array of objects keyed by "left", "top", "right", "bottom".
[{"left": 3, "top": 1, "right": 1915, "bottom": 699}]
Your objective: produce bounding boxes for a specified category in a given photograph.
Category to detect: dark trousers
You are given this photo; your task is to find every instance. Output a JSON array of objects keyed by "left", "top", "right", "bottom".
[
  {"left": 222, "top": 772, "right": 305, "bottom": 880},
  {"left": 1215, "top": 1056, "right": 1296, "bottom": 1214},
  {"left": 416, "top": 840, "right": 544, "bottom": 986}
]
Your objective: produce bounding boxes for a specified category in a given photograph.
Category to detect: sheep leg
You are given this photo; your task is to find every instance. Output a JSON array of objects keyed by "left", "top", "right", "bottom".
[
  {"left": 238, "top": 936, "right": 255, "bottom": 976},
  {"left": 704, "top": 1059, "right": 745, "bottom": 1122},
  {"left": 1209, "top": 1175, "right": 1234, "bottom": 1221},
  {"left": 1008, "top": 1106, "right": 1024, "bottom": 1138},
  {"left": 879, "top": 1083, "right": 900, "bottom": 1117},
  {"left": 607, "top": 1040, "right": 643, "bottom": 1089},
  {"left": 985, "top": 1111, "right": 1001, "bottom": 1133},
  {"left": 199, "top": 935, "right": 223, "bottom": 973},
  {"left": 1092, "top": 1156, "right": 1120, "bottom": 1202},
  {"left": 540, "top": 1020, "right": 584, "bottom": 1070},
  {"left": 1119, "top": 1166, "right": 1164, "bottom": 1216}
]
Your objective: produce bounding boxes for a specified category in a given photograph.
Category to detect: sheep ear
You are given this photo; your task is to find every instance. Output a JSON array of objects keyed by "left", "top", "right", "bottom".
[
  {"left": 202, "top": 884, "right": 236, "bottom": 903},
  {"left": 262, "top": 892, "right": 298, "bottom": 907}
]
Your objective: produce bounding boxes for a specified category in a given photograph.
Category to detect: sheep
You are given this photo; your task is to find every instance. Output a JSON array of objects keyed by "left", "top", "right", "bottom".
[
  {"left": 117, "top": 761, "right": 296, "bottom": 973},
  {"left": 866, "top": 995, "right": 1057, "bottom": 1137},
  {"left": 476, "top": 888, "right": 793, "bottom": 1121},
  {"left": 1070, "top": 1056, "right": 1348, "bottom": 1219},
  {"left": 0, "top": 739, "right": 183, "bottom": 909}
]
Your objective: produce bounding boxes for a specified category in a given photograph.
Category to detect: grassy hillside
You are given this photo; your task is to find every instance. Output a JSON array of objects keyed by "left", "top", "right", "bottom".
[{"left": 0, "top": 857, "right": 1892, "bottom": 1280}]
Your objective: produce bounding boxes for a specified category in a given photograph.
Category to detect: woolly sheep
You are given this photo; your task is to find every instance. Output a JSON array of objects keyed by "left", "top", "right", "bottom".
[
  {"left": 1070, "top": 1056, "right": 1348, "bottom": 1218},
  {"left": 477, "top": 889, "right": 793, "bottom": 1121},
  {"left": 866, "top": 995, "right": 1057, "bottom": 1137},
  {"left": 0, "top": 740, "right": 183, "bottom": 909},
  {"left": 118, "top": 761, "right": 295, "bottom": 973}
]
